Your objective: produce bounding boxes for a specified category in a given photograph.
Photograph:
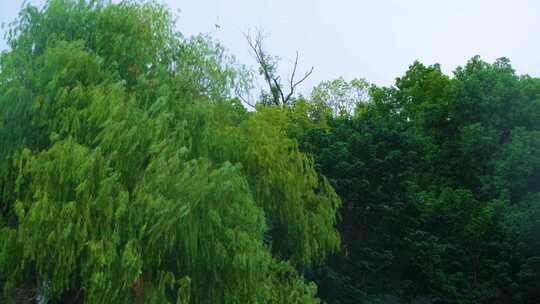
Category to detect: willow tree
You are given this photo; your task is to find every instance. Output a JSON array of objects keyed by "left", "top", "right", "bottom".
[{"left": 0, "top": 1, "right": 340, "bottom": 303}]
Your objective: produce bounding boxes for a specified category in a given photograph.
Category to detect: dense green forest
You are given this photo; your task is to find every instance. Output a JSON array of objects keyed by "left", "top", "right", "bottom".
[{"left": 0, "top": 1, "right": 539, "bottom": 303}]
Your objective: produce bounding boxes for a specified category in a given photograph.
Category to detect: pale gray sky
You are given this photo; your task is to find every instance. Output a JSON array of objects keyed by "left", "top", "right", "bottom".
[{"left": 1, "top": 0, "right": 539, "bottom": 89}]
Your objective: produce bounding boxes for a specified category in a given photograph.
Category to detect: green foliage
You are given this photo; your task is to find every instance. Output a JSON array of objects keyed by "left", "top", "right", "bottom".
[
  {"left": 310, "top": 78, "right": 369, "bottom": 116},
  {"left": 503, "top": 193, "right": 540, "bottom": 302},
  {"left": 0, "top": 1, "right": 339, "bottom": 303},
  {"left": 300, "top": 57, "right": 540, "bottom": 303},
  {"left": 495, "top": 128, "right": 540, "bottom": 202},
  {"left": 1, "top": 1, "right": 539, "bottom": 304},
  {"left": 297, "top": 94, "right": 427, "bottom": 303}
]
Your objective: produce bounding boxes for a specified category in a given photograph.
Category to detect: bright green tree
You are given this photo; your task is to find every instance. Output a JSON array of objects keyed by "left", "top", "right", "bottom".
[{"left": 0, "top": 1, "right": 340, "bottom": 303}]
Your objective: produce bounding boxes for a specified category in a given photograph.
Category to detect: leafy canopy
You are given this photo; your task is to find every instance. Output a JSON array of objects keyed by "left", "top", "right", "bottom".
[{"left": 0, "top": 1, "right": 340, "bottom": 303}]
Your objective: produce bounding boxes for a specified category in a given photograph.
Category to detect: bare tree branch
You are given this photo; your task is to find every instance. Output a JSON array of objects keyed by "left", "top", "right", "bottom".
[
  {"left": 285, "top": 66, "right": 313, "bottom": 103},
  {"left": 244, "top": 29, "right": 314, "bottom": 107},
  {"left": 234, "top": 85, "right": 256, "bottom": 109},
  {"left": 289, "top": 51, "right": 299, "bottom": 91}
]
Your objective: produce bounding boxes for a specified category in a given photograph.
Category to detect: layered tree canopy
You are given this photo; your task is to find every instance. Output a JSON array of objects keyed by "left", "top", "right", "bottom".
[
  {"left": 301, "top": 59, "right": 540, "bottom": 303},
  {"left": 1, "top": 1, "right": 539, "bottom": 304},
  {"left": 0, "top": 1, "right": 340, "bottom": 303}
]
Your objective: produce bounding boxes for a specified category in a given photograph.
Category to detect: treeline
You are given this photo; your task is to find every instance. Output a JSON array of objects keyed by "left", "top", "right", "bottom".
[
  {"left": 299, "top": 61, "right": 540, "bottom": 303},
  {"left": 0, "top": 1, "right": 538, "bottom": 304}
]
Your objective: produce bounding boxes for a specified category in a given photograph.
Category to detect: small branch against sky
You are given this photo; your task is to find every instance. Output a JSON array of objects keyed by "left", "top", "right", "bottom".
[{"left": 244, "top": 28, "right": 313, "bottom": 106}]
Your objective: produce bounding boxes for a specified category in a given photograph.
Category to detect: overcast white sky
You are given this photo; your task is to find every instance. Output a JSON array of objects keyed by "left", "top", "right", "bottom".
[{"left": 1, "top": 0, "right": 539, "bottom": 89}]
